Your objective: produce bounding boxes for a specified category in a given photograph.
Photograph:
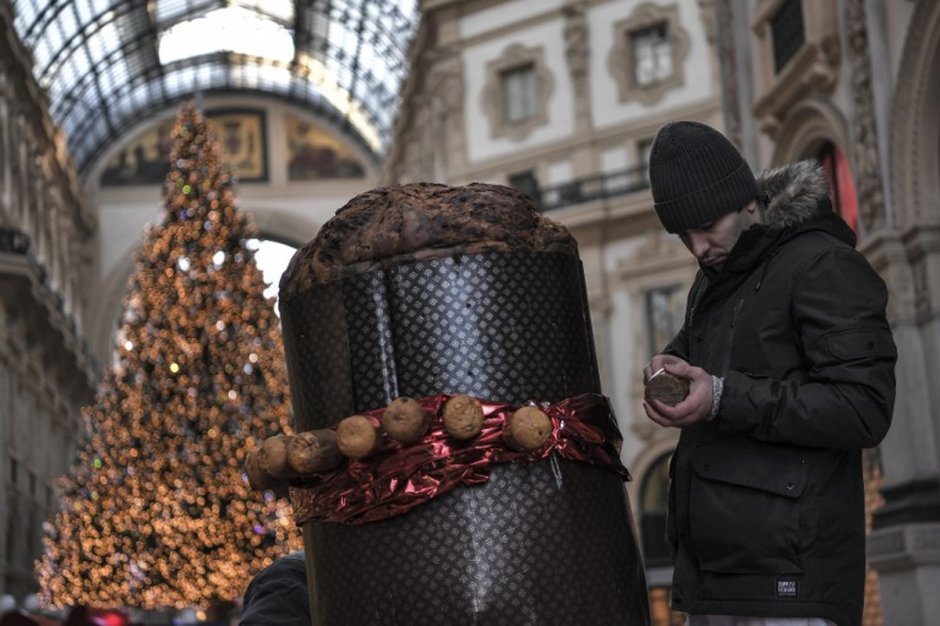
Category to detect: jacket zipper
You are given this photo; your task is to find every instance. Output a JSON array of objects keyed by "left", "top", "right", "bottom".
[{"left": 721, "top": 298, "right": 744, "bottom": 376}]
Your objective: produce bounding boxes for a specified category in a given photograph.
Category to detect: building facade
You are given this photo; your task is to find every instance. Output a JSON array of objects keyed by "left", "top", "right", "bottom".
[
  {"left": 384, "top": 0, "right": 940, "bottom": 624},
  {"left": 383, "top": 0, "right": 722, "bottom": 621},
  {"left": 0, "top": 0, "right": 938, "bottom": 623},
  {"left": 721, "top": 1, "right": 940, "bottom": 623},
  {"left": 0, "top": 4, "right": 97, "bottom": 600},
  {"left": 0, "top": 0, "right": 417, "bottom": 606}
]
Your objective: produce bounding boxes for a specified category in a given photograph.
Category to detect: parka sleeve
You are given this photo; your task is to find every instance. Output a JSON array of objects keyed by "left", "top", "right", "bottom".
[
  {"left": 663, "top": 325, "right": 689, "bottom": 361},
  {"left": 717, "top": 246, "right": 897, "bottom": 449}
]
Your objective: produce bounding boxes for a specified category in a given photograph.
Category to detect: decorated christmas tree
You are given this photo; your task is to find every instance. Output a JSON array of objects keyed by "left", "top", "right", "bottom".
[{"left": 36, "top": 104, "right": 299, "bottom": 611}]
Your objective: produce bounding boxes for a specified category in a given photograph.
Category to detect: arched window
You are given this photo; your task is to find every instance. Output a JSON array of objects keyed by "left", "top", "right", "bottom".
[{"left": 816, "top": 142, "right": 859, "bottom": 233}]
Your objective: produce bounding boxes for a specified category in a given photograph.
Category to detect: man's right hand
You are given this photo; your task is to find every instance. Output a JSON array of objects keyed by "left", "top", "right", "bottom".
[{"left": 643, "top": 356, "right": 715, "bottom": 428}]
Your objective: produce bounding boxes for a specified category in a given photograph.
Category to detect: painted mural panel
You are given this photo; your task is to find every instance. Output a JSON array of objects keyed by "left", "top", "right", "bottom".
[
  {"left": 101, "top": 109, "right": 268, "bottom": 185},
  {"left": 286, "top": 114, "right": 365, "bottom": 180}
]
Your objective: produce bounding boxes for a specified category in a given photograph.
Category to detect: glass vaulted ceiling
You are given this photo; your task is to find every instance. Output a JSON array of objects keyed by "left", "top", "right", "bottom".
[{"left": 11, "top": 0, "right": 418, "bottom": 175}]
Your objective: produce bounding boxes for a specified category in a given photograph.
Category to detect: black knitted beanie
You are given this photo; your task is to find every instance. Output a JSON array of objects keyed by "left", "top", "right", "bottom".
[{"left": 648, "top": 121, "right": 757, "bottom": 234}]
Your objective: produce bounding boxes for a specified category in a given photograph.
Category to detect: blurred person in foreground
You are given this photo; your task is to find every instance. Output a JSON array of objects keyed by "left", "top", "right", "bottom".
[
  {"left": 239, "top": 552, "right": 309, "bottom": 625},
  {"left": 642, "top": 120, "right": 897, "bottom": 626}
]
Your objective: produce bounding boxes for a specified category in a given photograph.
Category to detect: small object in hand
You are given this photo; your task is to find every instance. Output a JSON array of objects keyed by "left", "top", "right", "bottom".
[
  {"left": 442, "top": 395, "right": 485, "bottom": 440},
  {"left": 287, "top": 429, "right": 343, "bottom": 474},
  {"left": 505, "top": 405, "right": 553, "bottom": 451},
  {"left": 644, "top": 367, "right": 690, "bottom": 406},
  {"left": 382, "top": 396, "right": 429, "bottom": 444},
  {"left": 336, "top": 415, "right": 382, "bottom": 459}
]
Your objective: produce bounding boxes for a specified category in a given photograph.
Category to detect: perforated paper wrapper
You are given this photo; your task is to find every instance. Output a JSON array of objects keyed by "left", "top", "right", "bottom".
[{"left": 278, "top": 183, "right": 650, "bottom": 626}]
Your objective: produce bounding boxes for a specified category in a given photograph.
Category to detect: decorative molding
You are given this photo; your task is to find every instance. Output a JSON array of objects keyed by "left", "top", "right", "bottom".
[
  {"left": 617, "top": 230, "right": 694, "bottom": 281},
  {"left": 697, "top": 0, "right": 716, "bottom": 44},
  {"left": 607, "top": 3, "right": 690, "bottom": 107},
  {"left": 425, "top": 56, "right": 465, "bottom": 181},
  {"left": 714, "top": 0, "right": 742, "bottom": 149},
  {"left": 858, "top": 229, "right": 916, "bottom": 325},
  {"left": 769, "top": 99, "right": 850, "bottom": 164},
  {"left": 900, "top": 224, "right": 940, "bottom": 322},
  {"left": 869, "top": 522, "right": 940, "bottom": 571},
  {"left": 845, "top": 0, "right": 885, "bottom": 235},
  {"left": 751, "top": 0, "right": 841, "bottom": 138},
  {"left": 563, "top": 3, "right": 589, "bottom": 82},
  {"left": 562, "top": 2, "right": 593, "bottom": 133},
  {"left": 890, "top": 1, "right": 940, "bottom": 229},
  {"left": 481, "top": 44, "right": 555, "bottom": 142}
]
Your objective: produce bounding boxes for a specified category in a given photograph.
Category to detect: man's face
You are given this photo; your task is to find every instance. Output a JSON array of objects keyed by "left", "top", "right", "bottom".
[{"left": 678, "top": 201, "right": 759, "bottom": 270}]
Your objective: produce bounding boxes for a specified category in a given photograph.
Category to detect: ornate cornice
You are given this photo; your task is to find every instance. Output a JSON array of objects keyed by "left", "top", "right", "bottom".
[
  {"left": 751, "top": 0, "right": 841, "bottom": 138},
  {"left": 845, "top": 0, "right": 886, "bottom": 234},
  {"left": 714, "top": 0, "right": 742, "bottom": 148},
  {"left": 0, "top": 10, "right": 91, "bottom": 231},
  {"left": 481, "top": 43, "right": 555, "bottom": 142},
  {"left": 607, "top": 3, "right": 690, "bottom": 107},
  {"left": 890, "top": 1, "right": 940, "bottom": 228}
]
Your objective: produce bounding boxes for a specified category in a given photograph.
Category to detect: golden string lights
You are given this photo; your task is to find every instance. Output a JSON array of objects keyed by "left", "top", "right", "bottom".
[{"left": 36, "top": 104, "right": 300, "bottom": 612}]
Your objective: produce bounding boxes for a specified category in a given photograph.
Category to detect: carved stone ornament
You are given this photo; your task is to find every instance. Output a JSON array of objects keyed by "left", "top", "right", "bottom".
[
  {"left": 714, "top": 0, "right": 742, "bottom": 148},
  {"left": 607, "top": 2, "right": 690, "bottom": 106},
  {"left": 563, "top": 4, "right": 589, "bottom": 81},
  {"left": 845, "top": 0, "right": 885, "bottom": 234},
  {"left": 481, "top": 44, "right": 555, "bottom": 142},
  {"left": 752, "top": 0, "right": 842, "bottom": 137}
]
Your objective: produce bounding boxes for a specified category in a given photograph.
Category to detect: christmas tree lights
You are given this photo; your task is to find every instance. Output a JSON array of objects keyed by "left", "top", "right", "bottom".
[{"left": 36, "top": 104, "right": 300, "bottom": 611}]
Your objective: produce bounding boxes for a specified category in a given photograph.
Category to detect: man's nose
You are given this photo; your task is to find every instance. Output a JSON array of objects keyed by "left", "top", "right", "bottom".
[{"left": 687, "top": 233, "right": 709, "bottom": 259}]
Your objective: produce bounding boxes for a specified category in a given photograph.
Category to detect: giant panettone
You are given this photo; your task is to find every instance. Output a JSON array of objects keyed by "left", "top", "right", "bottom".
[{"left": 278, "top": 182, "right": 649, "bottom": 625}]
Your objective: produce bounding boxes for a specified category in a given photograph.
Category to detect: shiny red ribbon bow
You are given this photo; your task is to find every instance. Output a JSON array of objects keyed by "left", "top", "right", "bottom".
[{"left": 289, "top": 393, "right": 629, "bottom": 525}]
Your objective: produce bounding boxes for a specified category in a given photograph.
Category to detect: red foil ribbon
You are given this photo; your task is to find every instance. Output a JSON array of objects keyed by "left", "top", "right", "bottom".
[{"left": 289, "top": 393, "right": 629, "bottom": 525}]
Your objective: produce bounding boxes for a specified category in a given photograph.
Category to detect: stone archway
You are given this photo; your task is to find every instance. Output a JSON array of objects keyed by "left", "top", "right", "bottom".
[
  {"left": 890, "top": 1, "right": 940, "bottom": 229},
  {"left": 869, "top": 4, "right": 940, "bottom": 624},
  {"left": 769, "top": 98, "right": 850, "bottom": 164},
  {"left": 87, "top": 208, "right": 318, "bottom": 365}
]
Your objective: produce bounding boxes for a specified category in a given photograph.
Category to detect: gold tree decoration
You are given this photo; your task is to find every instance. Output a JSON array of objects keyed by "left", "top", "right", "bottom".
[{"left": 36, "top": 104, "right": 299, "bottom": 611}]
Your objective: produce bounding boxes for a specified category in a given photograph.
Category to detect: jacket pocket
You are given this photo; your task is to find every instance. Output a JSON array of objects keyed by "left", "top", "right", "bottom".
[
  {"left": 689, "top": 446, "right": 806, "bottom": 575},
  {"left": 823, "top": 326, "right": 896, "bottom": 361}
]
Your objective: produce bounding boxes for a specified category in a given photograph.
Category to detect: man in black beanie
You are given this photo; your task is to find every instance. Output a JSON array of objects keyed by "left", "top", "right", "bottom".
[{"left": 642, "top": 120, "right": 897, "bottom": 626}]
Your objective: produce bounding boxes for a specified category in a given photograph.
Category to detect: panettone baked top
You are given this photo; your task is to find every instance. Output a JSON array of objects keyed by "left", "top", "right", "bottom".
[{"left": 279, "top": 182, "right": 578, "bottom": 298}]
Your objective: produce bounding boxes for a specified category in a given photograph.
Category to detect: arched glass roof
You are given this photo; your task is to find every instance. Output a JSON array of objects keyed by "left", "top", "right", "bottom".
[{"left": 11, "top": 0, "right": 418, "bottom": 175}]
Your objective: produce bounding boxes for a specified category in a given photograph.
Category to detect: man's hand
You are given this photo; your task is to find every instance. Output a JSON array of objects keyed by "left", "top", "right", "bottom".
[
  {"left": 643, "top": 358, "right": 714, "bottom": 428},
  {"left": 643, "top": 354, "right": 686, "bottom": 384}
]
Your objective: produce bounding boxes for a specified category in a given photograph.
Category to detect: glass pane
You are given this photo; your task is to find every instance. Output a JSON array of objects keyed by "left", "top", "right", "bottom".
[
  {"left": 501, "top": 64, "right": 536, "bottom": 123},
  {"left": 646, "top": 285, "right": 684, "bottom": 356},
  {"left": 632, "top": 23, "right": 671, "bottom": 86},
  {"left": 10, "top": 0, "right": 419, "bottom": 173}
]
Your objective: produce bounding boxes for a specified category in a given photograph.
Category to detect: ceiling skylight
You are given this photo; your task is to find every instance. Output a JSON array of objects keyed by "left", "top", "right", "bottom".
[
  {"left": 158, "top": 6, "right": 295, "bottom": 65},
  {"left": 10, "top": 0, "right": 419, "bottom": 175}
]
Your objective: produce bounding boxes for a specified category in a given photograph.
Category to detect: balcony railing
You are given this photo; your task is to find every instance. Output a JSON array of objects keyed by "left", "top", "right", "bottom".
[
  {"left": 538, "top": 164, "right": 650, "bottom": 212},
  {"left": 0, "top": 226, "right": 98, "bottom": 372}
]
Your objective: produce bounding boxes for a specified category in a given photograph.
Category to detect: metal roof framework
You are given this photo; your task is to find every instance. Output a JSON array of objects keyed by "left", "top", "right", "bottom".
[{"left": 11, "top": 0, "right": 418, "bottom": 175}]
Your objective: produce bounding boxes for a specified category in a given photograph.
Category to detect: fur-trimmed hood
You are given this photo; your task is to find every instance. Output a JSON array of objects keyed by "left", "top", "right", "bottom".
[
  {"left": 715, "top": 159, "right": 854, "bottom": 275},
  {"left": 755, "top": 160, "right": 831, "bottom": 232}
]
